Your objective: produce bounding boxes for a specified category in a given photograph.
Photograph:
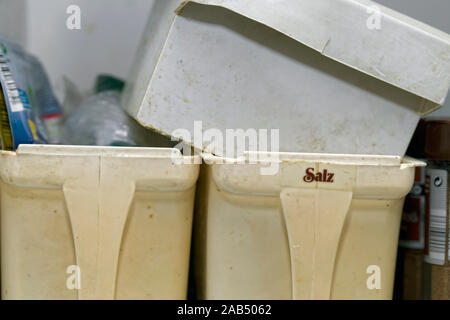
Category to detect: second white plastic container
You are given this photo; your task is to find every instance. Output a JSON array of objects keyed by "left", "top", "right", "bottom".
[
  {"left": 0, "top": 145, "right": 200, "bottom": 300},
  {"left": 125, "top": 0, "right": 450, "bottom": 157},
  {"left": 194, "top": 153, "right": 424, "bottom": 300}
]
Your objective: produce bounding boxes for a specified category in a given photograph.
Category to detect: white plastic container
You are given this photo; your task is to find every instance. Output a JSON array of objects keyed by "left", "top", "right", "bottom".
[
  {"left": 194, "top": 153, "right": 424, "bottom": 300},
  {"left": 124, "top": 0, "right": 450, "bottom": 156},
  {"left": 0, "top": 145, "right": 200, "bottom": 300}
]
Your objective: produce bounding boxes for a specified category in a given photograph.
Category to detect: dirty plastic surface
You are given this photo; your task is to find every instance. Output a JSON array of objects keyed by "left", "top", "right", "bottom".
[
  {"left": 195, "top": 153, "right": 424, "bottom": 300},
  {"left": 124, "top": 0, "right": 450, "bottom": 157},
  {"left": 0, "top": 145, "right": 200, "bottom": 300}
]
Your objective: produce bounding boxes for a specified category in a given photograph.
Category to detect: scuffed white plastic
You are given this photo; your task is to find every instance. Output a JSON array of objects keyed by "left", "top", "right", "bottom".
[
  {"left": 0, "top": 145, "right": 200, "bottom": 300},
  {"left": 195, "top": 153, "right": 423, "bottom": 299},
  {"left": 124, "top": 0, "right": 450, "bottom": 156}
]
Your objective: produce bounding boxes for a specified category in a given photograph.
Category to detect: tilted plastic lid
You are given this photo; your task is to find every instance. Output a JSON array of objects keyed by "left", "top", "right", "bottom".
[
  {"left": 177, "top": 0, "right": 450, "bottom": 107},
  {"left": 425, "top": 119, "right": 450, "bottom": 161}
]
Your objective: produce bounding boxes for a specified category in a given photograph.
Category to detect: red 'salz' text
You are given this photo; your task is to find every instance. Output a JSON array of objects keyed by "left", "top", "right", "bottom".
[{"left": 303, "top": 168, "right": 335, "bottom": 183}]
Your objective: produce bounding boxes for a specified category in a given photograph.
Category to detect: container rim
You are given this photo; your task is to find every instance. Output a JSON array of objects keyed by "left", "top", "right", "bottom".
[
  {"left": 2, "top": 144, "right": 201, "bottom": 161},
  {"left": 202, "top": 152, "right": 425, "bottom": 168}
]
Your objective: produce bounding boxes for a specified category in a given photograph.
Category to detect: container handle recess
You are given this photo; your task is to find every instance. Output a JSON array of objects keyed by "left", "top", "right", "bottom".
[
  {"left": 280, "top": 188, "right": 352, "bottom": 300},
  {"left": 63, "top": 179, "right": 135, "bottom": 300}
]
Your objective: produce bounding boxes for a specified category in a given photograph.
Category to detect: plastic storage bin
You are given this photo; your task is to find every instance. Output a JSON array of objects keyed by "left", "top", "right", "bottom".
[
  {"left": 1, "top": 145, "right": 199, "bottom": 300},
  {"left": 124, "top": 0, "right": 450, "bottom": 156},
  {"left": 194, "top": 153, "right": 424, "bottom": 300}
]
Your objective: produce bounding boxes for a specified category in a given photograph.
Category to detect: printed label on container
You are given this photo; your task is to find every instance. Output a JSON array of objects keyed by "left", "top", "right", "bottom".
[
  {"left": 303, "top": 168, "right": 335, "bottom": 183},
  {"left": 42, "top": 113, "right": 62, "bottom": 144},
  {"left": 424, "top": 169, "right": 449, "bottom": 265}
]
